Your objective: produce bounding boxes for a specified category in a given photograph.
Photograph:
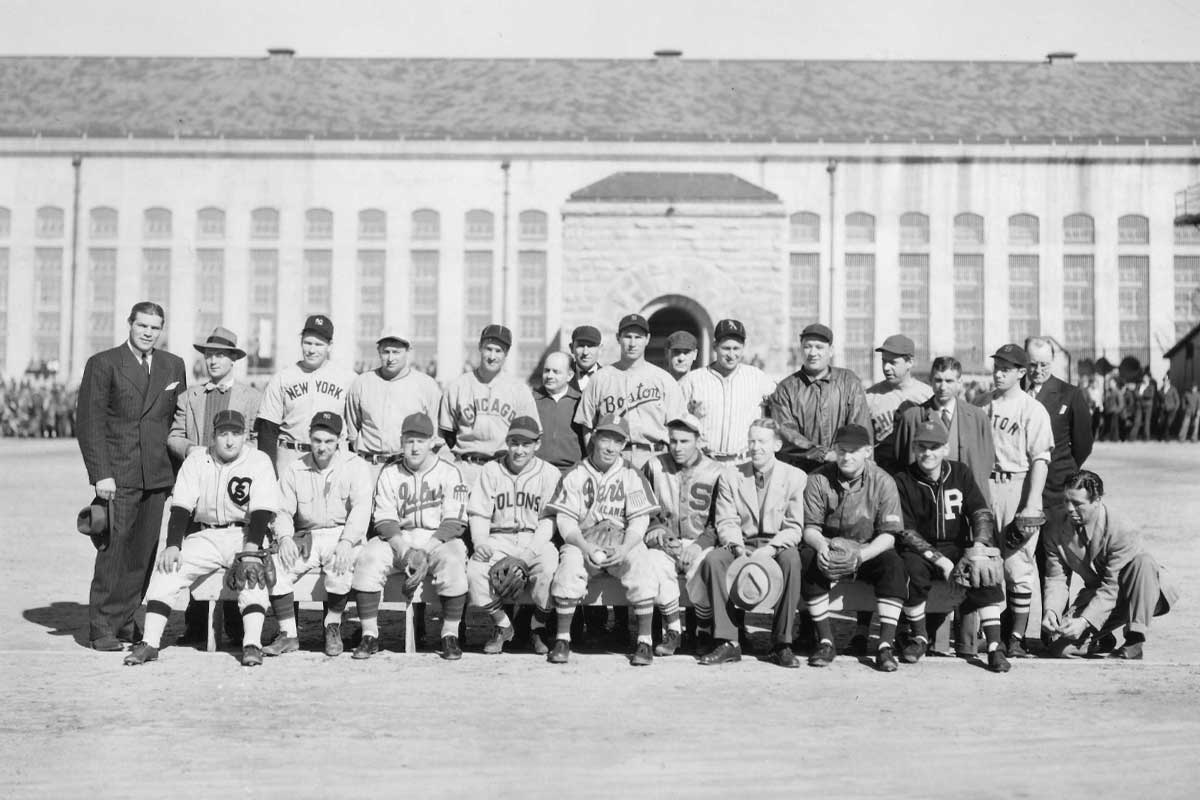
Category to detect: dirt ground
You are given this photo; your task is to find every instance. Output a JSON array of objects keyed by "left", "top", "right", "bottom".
[{"left": 2, "top": 439, "right": 1199, "bottom": 799}]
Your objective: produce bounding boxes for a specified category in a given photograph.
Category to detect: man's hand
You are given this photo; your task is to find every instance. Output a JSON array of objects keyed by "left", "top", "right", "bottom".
[
  {"left": 678, "top": 543, "right": 703, "bottom": 574},
  {"left": 331, "top": 540, "right": 354, "bottom": 573},
  {"left": 156, "top": 545, "right": 181, "bottom": 573},
  {"left": 473, "top": 541, "right": 494, "bottom": 561},
  {"left": 935, "top": 555, "right": 955, "bottom": 581},
  {"left": 688, "top": 399, "right": 707, "bottom": 417},
  {"left": 277, "top": 536, "right": 299, "bottom": 570},
  {"left": 1058, "top": 616, "right": 1090, "bottom": 640},
  {"left": 821, "top": 448, "right": 837, "bottom": 463},
  {"left": 1042, "top": 609, "right": 1062, "bottom": 635},
  {"left": 644, "top": 528, "right": 668, "bottom": 549},
  {"left": 95, "top": 477, "right": 116, "bottom": 501},
  {"left": 730, "top": 544, "right": 747, "bottom": 558},
  {"left": 751, "top": 544, "right": 777, "bottom": 561}
]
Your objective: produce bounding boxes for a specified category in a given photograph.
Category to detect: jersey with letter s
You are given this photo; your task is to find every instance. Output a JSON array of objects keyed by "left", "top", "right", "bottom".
[{"left": 641, "top": 453, "right": 725, "bottom": 542}]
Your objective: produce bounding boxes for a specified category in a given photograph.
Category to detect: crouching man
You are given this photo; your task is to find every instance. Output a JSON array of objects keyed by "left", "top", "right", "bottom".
[{"left": 124, "top": 409, "right": 279, "bottom": 667}]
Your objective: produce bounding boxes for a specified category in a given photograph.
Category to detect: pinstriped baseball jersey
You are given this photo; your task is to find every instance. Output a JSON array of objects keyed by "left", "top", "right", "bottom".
[
  {"left": 984, "top": 390, "right": 1053, "bottom": 472},
  {"left": 257, "top": 360, "right": 357, "bottom": 441},
  {"left": 467, "top": 456, "right": 561, "bottom": 533},
  {"left": 678, "top": 363, "right": 776, "bottom": 453},
  {"left": 548, "top": 457, "right": 659, "bottom": 526},
  {"left": 641, "top": 452, "right": 726, "bottom": 541},
  {"left": 171, "top": 446, "right": 279, "bottom": 526},
  {"left": 575, "top": 360, "right": 685, "bottom": 445},
  {"left": 373, "top": 456, "right": 469, "bottom": 532},
  {"left": 438, "top": 370, "right": 540, "bottom": 457},
  {"left": 275, "top": 450, "right": 374, "bottom": 540}
]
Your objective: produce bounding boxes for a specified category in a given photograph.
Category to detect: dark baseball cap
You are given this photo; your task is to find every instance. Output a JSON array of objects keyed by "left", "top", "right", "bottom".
[
  {"left": 914, "top": 418, "right": 949, "bottom": 446},
  {"left": 310, "top": 411, "right": 343, "bottom": 436},
  {"left": 832, "top": 423, "right": 871, "bottom": 449},
  {"left": 507, "top": 415, "right": 542, "bottom": 442},
  {"left": 401, "top": 412, "right": 436, "bottom": 438},
  {"left": 875, "top": 334, "right": 916, "bottom": 357},
  {"left": 592, "top": 413, "right": 631, "bottom": 441},
  {"left": 213, "top": 409, "right": 246, "bottom": 432},
  {"left": 800, "top": 323, "right": 833, "bottom": 344},
  {"left": 992, "top": 344, "right": 1029, "bottom": 368},
  {"left": 618, "top": 314, "right": 650, "bottom": 334},
  {"left": 666, "top": 331, "right": 698, "bottom": 351},
  {"left": 571, "top": 325, "right": 602, "bottom": 346},
  {"left": 714, "top": 319, "right": 746, "bottom": 343},
  {"left": 302, "top": 315, "right": 334, "bottom": 343},
  {"left": 480, "top": 324, "right": 513, "bottom": 350}
]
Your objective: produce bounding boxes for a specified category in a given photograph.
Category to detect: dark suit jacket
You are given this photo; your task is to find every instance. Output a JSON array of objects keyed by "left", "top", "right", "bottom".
[
  {"left": 76, "top": 344, "right": 187, "bottom": 490},
  {"left": 894, "top": 398, "right": 995, "bottom": 502},
  {"left": 1024, "top": 375, "right": 1093, "bottom": 493},
  {"left": 167, "top": 381, "right": 262, "bottom": 462}
]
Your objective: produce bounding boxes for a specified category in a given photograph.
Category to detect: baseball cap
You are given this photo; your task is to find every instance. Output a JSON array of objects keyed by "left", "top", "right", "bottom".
[
  {"left": 992, "top": 344, "right": 1029, "bottom": 368},
  {"left": 592, "top": 414, "right": 631, "bottom": 442},
  {"left": 302, "top": 315, "right": 334, "bottom": 343},
  {"left": 914, "top": 418, "right": 949, "bottom": 446},
  {"left": 832, "top": 423, "right": 871, "bottom": 449},
  {"left": 376, "top": 328, "right": 411, "bottom": 348},
  {"left": 212, "top": 409, "right": 246, "bottom": 432},
  {"left": 617, "top": 314, "right": 650, "bottom": 335},
  {"left": 666, "top": 331, "right": 698, "bottom": 351},
  {"left": 666, "top": 413, "right": 703, "bottom": 436},
  {"left": 310, "top": 411, "right": 343, "bottom": 437},
  {"left": 480, "top": 324, "right": 513, "bottom": 350},
  {"left": 507, "top": 415, "right": 542, "bottom": 442},
  {"left": 571, "top": 325, "right": 602, "bottom": 346},
  {"left": 875, "top": 334, "right": 916, "bottom": 357},
  {"left": 800, "top": 323, "right": 833, "bottom": 344},
  {"left": 714, "top": 319, "right": 746, "bottom": 343},
  {"left": 400, "top": 412, "right": 436, "bottom": 438}
]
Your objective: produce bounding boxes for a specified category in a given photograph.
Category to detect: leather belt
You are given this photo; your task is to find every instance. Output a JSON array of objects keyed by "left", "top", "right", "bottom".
[
  {"left": 990, "top": 470, "right": 1027, "bottom": 483},
  {"left": 626, "top": 442, "right": 667, "bottom": 453},
  {"left": 278, "top": 439, "right": 311, "bottom": 452},
  {"left": 457, "top": 452, "right": 494, "bottom": 464},
  {"left": 358, "top": 451, "right": 399, "bottom": 465}
]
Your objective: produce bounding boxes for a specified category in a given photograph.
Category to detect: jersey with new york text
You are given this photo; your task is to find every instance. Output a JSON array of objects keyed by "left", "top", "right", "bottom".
[
  {"left": 467, "top": 456, "right": 561, "bottom": 534},
  {"left": 258, "top": 360, "right": 357, "bottom": 441},
  {"left": 172, "top": 446, "right": 279, "bottom": 527}
]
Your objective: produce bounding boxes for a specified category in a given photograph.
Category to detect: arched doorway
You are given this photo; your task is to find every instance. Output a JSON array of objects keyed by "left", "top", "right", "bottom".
[{"left": 642, "top": 294, "right": 713, "bottom": 373}]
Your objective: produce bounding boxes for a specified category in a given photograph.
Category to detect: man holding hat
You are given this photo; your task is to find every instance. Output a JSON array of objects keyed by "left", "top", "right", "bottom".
[
  {"left": 665, "top": 330, "right": 699, "bottom": 381},
  {"left": 255, "top": 315, "right": 356, "bottom": 476},
  {"left": 982, "top": 344, "right": 1053, "bottom": 658},
  {"left": 768, "top": 322, "right": 871, "bottom": 474},
  {"left": 569, "top": 325, "right": 603, "bottom": 391},
  {"left": 576, "top": 313, "right": 685, "bottom": 468},
  {"left": 697, "top": 417, "right": 807, "bottom": 666},
  {"left": 865, "top": 333, "right": 932, "bottom": 474},
  {"left": 262, "top": 412, "right": 374, "bottom": 658},
  {"left": 679, "top": 318, "right": 776, "bottom": 466},
  {"left": 799, "top": 423, "right": 908, "bottom": 672},
  {"left": 124, "top": 409, "right": 280, "bottom": 667},
  {"left": 349, "top": 413, "right": 471, "bottom": 660},
  {"left": 168, "top": 326, "right": 261, "bottom": 463},
  {"left": 439, "top": 324, "right": 540, "bottom": 485},
  {"left": 466, "top": 416, "right": 562, "bottom": 654}
]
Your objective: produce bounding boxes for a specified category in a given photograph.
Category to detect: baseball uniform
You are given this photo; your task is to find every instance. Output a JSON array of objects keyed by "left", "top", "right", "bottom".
[
  {"left": 575, "top": 360, "right": 685, "bottom": 468},
  {"left": 258, "top": 360, "right": 357, "bottom": 473},
  {"left": 865, "top": 378, "right": 933, "bottom": 473},
  {"left": 438, "top": 370, "right": 540, "bottom": 483},
  {"left": 345, "top": 366, "right": 442, "bottom": 463},
  {"left": 678, "top": 363, "right": 776, "bottom": 464}
]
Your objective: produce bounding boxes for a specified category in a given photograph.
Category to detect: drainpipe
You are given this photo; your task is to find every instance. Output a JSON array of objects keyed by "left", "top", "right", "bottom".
[
  {"left": 826, "top": 159, "right": 838, "bottom": 333},
  {"left": 68, "top": 154, "right": 83, "bottom": 380},
  {"left": 500, "top": 161, "right": 511, "bottom": 327}
]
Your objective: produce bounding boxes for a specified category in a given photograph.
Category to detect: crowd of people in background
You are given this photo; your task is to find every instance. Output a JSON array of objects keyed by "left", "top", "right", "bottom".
[{"left": 0, "top": 377, "right": 77, "bottom": 438}]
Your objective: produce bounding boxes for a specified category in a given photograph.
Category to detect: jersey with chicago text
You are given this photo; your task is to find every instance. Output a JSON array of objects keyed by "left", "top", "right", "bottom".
[
  {"left": 893, "top": 460, "right": 991, "bottom": 549},
  {"left": 575, "top": 360, "right": 685, "bottom": 446},
  {"left": 641, "top": 452, "right": 726, "bottom": 543},
  {"left": 467, "top": 456, "right": 561, "bottom": 533},
  {"left": 438, "top": 370, "right": 540, "bottom": 457},
  {"left": 373, "top": 457, "right": 469, "bottom": 532},
  {"left": 865, "top": 379, "right": 933, "bottom": 470},
  {"left": 172, "top": 446, "right": 279, "bottom": 527},
  {"left": 983, "top": 390, "right": 1053, "bottom": 473},
  {"left": 548, "top": 456, "right": 659, "bottom": 528},
  {"left": 258, "top": 360, "right": 357, "bottom": 441}
]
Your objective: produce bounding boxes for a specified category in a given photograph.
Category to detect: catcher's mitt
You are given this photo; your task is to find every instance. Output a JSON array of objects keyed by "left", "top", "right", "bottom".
[
  {"left": 488, "top": 556, "right": 530, "bottom": 603},
  {"left": 1004, "top": 512, "right": 1046, "bottom": 550},
  {"left": 950, "top": 544, "right": 1003, "bottom": 588},
  {"left": 293, "top": 531, "right": 313, "bottom": 561},
  {"left": 821, "top": 537, "right": 862, "bottom": 581},
  {"left": 398, "top": 548, "right": 430, "bottom": 596},
  {"left": 225, "top": 549, "right": 276, "bottom": 591}
]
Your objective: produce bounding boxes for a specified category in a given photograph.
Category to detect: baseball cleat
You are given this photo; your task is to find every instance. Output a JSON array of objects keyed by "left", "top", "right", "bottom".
[
  {"left": 1110, "top": 642, "right": 1144, "bottom": 660},
  {"left": 697, "top": 641, "right": 741, "bottom": 665},
  {"left": 770, "top": 644, "right": 801, "bottom": 669},
  {"left": 987, "top": 647, "right": 1012, "bottom": 673},
  {"left": 324, "top": 624, "right": 344, "bottom": 657},
  {"left": 352, "top": 635, "right": 379, "bottom": 660},
  {"left": 630, "top": 641, "right": 654, "bottom": 666},
  {"left": 1087, "top": 633, "right": 1118, "bottom": 657},
  {"left": 1006, "top": 637, "right": 1031, "bottom": 659},
  {"left": 262, "top": 633, "right": 299, "bottom": 657},
  {"left": 654, "top": 629, "right": 681, "bottom": 657},
  {"left": 547, "top": 639, "right": 571, "bottom": 664},
  {"left": 123, "top": 642, "right": 159, "bottom": 666},
  {"left": 875, "top": 645, "right": 899, "bottom": 673},
  {"left": 808, "top": 640, "right": 836, "bottom": 667},
  {"left": 241, "top": 644, "right": 264, "bottom": 667},
  {"left": 847, "top": 633, "right": 869, "bottom": 657},
  {"left": 901, "top": 637, "right": 927, "bottom": 664},
  {"left": 440, "top": 635, "right": 463, "bottom": 661},
  {"left": 483, "top": 625, "right": 515, "bottom": 655},
  {"left": 693, "top": 631, "right": 714, "bottom": 657},
  {"left": 529, "top": 627, "right": 550, "bottom": 655}
]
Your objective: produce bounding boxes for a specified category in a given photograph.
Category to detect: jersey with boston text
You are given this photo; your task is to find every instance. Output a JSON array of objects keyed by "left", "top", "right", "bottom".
[
  {"left": 984, "top": 390, "right": 1053, "bottom": 473},
  {"left": 575, "top": 360, "right": 685, "bottom": 446}
]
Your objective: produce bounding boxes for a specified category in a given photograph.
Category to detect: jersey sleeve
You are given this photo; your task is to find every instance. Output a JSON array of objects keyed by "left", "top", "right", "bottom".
[
  {"left": 439, "top": 463, "right": 470, "bottom": 525},
  {"left": 256, "top": 372, "right": 286, "bottom": 425},
  {"left": 437, "top": 383, "right": 457, "bottom": 433},
  {"left": 624, "top": 467, "right": 660, "bottom": 521},
  {"left": 421, "top": 375, "right": 443, "bottom": 419},
  {"left": 1028, "top": 401, "right": 1055, "bottom": 463},
  {"left": 547, "top": 468, "right": 585, "bottom": 521},
  {"left": 802, "top": 473, "right": 830, "bottom": 532},
  {"left": 274, "top": 466, "right": 299, "bottom": 538},
  {"left": 574, "top": 380, "right": 598, "bottom": 429},
  {"left": 170, "top": 453, "right": 203, "bottom": 513},
  {"left": 247, "top": 454, "right": 281, "bottom": 514},
  {"left": 372, "top": 466, "right": 401, "bottom": 525},
  {"left": 958, "top": 463, "right": 990, "bottom": 517},
  {"left": 341, "top": 457, "right": 374, "bottom": 543},
  {"left": 873, "top": 472, "right": 904, "bottom": 534},
  {"left": 343, "top": 378, "right": 364, "bottom": 444},
  {"left": 894, "top": 474, "right": 920, "bottom": 530},
  {"left": 537, "top": 466, "right": 564, "bottom": 519},
  {"left": 467, "top": 464, "right": 498, "bottom": 521}
]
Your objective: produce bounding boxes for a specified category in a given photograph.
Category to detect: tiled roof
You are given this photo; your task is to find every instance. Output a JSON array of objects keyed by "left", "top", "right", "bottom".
[
  {"left": 1, "top": 56, "right": 1199, "bottom": 143},
  {"left": 569, "top": 172, "right": 780, "bottom": 202}
]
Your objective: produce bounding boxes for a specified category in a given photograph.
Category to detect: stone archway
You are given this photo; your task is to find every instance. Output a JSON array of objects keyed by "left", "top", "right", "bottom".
[{"left": 642, "top": 294, "right": 713, "bottom": 372}]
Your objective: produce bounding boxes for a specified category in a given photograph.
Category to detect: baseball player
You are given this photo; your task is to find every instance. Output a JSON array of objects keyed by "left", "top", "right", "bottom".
[
  {"left": 255, "top": 315, "right": 356, "bottom": 476},
  {"left": 569, "top": 325, "right": 602, "bottom": 391},
  {"left": 349, "top": 413, "right": 470, "bottom": 660},
  {"left": 665, "top": 330, "right": 698, "bottom": 380},
  {"left": 865, "top": 334, "right": 933, "bottom": 474},
  {"left": 123, "top": 409, "right": 279, "bottom": 667},
  {"left": 679, "top": 318, "right": 776, "bottom": 466},
  {"left": 640, "top": 413, "right": 726, "bottom": 656},
  {"left": 893, "top": 419, "right": 1010, "bottom": 673},
  {"left": 546, "top": 414, "right": 662, "bottom": 666},
  {"left": 466, "top": 415, "right": 562, "bottom": 655},
  {"left": 982, "top": 344, "right": 1053, "bottom": 658},
  {"left": 575, "top": 313, "right": 685, "bottom": 468},
  {"left": 261, "top": 412, "right": 373, "bottom": 658},
  {"left": 438, "top": 324, "right": 540, "bottom": 485}
]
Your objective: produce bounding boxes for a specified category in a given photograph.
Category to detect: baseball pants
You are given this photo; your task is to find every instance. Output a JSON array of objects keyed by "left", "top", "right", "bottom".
[
  {"left": 350, "top": 530, "right": 469, "bottom": 597},
  {"left": 1054, "top": 553, "right": 1173, "bottom": 638},
  {"left": 698, "top": 542, "right": 803, "bottom": 645},
  {"left": 271, "top": 527, "right": 361, "bottom": 596},
  {"left": 89, "top": 486, "right": 169, "bottom": 642},
  {"left": 647, "top": 544, "right": 711, "bottom": 607},
  {"left": 902, "top": 544, "right": 1004, "bottom": 610},
  {"left": 989, "top": 472, "right": 1039, "bottom": 595},
  {"left": 467, "top": 531, "right": 559, "bottom": 612},
  {"left": 143, "top": 526, "right": 268, "bottom": 613},
  {"left": 800, "top": 546, "right": 908, "bottom": 601},
  {"left": 551, "top": 542, "right": 657, "bottom": 606}
]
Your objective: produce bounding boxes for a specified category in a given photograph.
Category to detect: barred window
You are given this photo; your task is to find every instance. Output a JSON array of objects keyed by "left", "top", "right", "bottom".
[
  {"left": 1118, "top": 214, "right": 1149, "bottom": 245},
  {"left": 788, "top": 253, "right": 820, "bottom": 362},
  {"left": 1063, "top": 213, "right": 1094, "bottom": 245},
  {"left": 1009, "top": 213, "right": 1039, "bottom": 246},
  {"left": 251, "top": 208, "right": 280, "bottom": 240},
  {"left": 247, "top": 250, "right": 279, "bottom": 372},
  {"left": 1175, "top": 221, "right": 1200, "bottom": 245},
  {"left": 196, "top": 249, "right": 225, "bottom": 334},
  {"left": 1174, "top": 255, "right": 1200, "bottom": 341},
  {"left": 465, "top": 210, "right": 495, "bottom": 241},
  {"left": 356, "top": 250, "right": 386, "bottom": 369},
  {"left": 899, "top": 212, "right": 930, "bottom": 248},
  {"left": 410, "top": 250, "right": 439, "bottom": 365},
  {"left": 303, "top": 250, "right": 333, "bottom": 313},
  {"left": 1118, "top": 255, "right": 1150, "bottom": 365},
  {"left": 463, "top": 250, "right": 494, "bottom": 362},
  {"left": 36, "top": 207, "right": 65, "bottom": 239},
  {"left": 412, "top": 209, "right": 440, "bottom": 241},
  {"left": 953, "top": 254, "right": 985, "bottom": 370},
  {"left": 143, "top": 208, "right": 172, "bottom": 239},
  {"left": 89, "top": 207, "right": 119, "bottom": 239},
  {"left": 954, "top": 213, "right": 985, "bottom": 247},
  {"left": 142, "top": 249, "right": 171, "bottom": 307},
  {"left": 518, "top": 250, "right": 549, "bottom": 374},
  {"left": 1062, "top": 255, "right": 1095, "bottom": 357},
  {"left": 519, "top": 210, "right": 548, "bottom": 242},
  {"left": 88, "top": 249, "right": 117, "bottom": 307},
  {"left": 305, "top": 209, "right": 333, "bottom": 240},
  {"left": 843, "top": 253, "right": 875, "bottom": 378},
  {"left": 358, "top": 209, "right": 387, "bottom": 240},
  {"left": 789, "top": 212, "right": 820, "bottom": 244},
  {"left": 197, "top": 207, "right": 225, "bottom": 239},
  {"left": 898, "top": 253, "right": 929, "bottom": 366},
  {"left": 1008, "top": 254, "right": 1040, "bottom": 343},
  {"left": 845, "top": 212, "right": 875, "bottom": 245}
]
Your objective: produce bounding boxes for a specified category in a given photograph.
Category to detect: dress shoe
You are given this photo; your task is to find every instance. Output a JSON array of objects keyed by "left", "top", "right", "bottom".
[
  {"left": 693, "top": 630, "right": 714, "bottom": 656},
  {"left": 262, "top": 633, "right": 300, "bottom": 657},
  {"left": 116, "top": 625, "right": 142, "bottom": 644},
  {"left": 1110, "top": 641, "right": 1144, "bottom": 660},
  {"left": 241, "top": 644, "right": 264, "bottom": 667},
  {"left": 547, "top": 639, "right": 570, "bottom": 664},
  {"left": 875, "top": 645, "right": 899, "bottom": 673},
  {"left": 123, "top": 642, "right": 159, "bottom": 666},
  {"left": 483, "top": 625, "right": 514, "bottom": 655},
  {"left": 654, "top": 629, "right": 681, "bottom": 657},
  {"left": 630, "top": 641, "right": 654, "bottom": 666},
  {"left": 324, "top": 624, "right": 343, "bottom": 657},
  {"left": 352, "top": 635, "right": 379, "bottom": 660},
  {"left": 529, "top": 627, "right": 549, "bottom": 655},
  {"left": 808, "top": 640, "right": 836, "bottom": 667},
  {"left": 440, "top": 635, "right": 463, "bottom": 661},
  {"left": 91, "top": 636, "right": 124, "bottom": 652},
  {"left": 1087, "top": 632, "right": 1118, "bottom": 656},
  {"left": 698, "top": 641, "right": 741, "bottom": 665},
  {"left": 901, "top": 637, "right": 927, "bottom": 664},
  {"left": 770, "top": 645, "right": 801, "bottom": 668},
  {"left": 847, "top": 633, "right": 869, "bottom": 657},
  {"left": 1006, "top": 636, "right": 1031, "bottom": 658},
  {"left": 987, "top": 647, "right": 1012, "bottom": 673}
]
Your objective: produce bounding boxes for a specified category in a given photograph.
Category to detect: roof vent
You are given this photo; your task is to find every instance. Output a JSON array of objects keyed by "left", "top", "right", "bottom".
[
  {"left": 267, "top": 47, "right": 296, "bottom": 59},
  {"left": 1046, "top": 51, "right": 1076, "bottom": 64},
  {"left": 653, "top": 49, "right": 683, "bottom": 59}
]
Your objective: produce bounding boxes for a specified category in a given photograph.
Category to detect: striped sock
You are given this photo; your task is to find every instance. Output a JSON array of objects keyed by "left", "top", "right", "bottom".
[
  {"left": 324, "top": 593, "right": 348, "bottom": 626},
  {"left": 876, "top": 598, "right": 903, "bottom": 649},
  {"left": 979, "top": 603, "right": 1002, "bottom": 647},
  {"left": 270, "top": 593, "right": 297, "bottom": 637},
  {"left": 660, "top": 599, "right": 682, "bottom": 633},
  {"left": 554, "top": 599, "right": 576, "bottom": 642},
  {"left": 1009, "top": 591, "right": 1032, "bottom": 641},
  {"left": 806, "top": 594, "right": 834, "bottom": 643},
  {"left": 903, "top": 602, "right": 928, "bottom": 642},
  {"left": 356, "top": 590, "right": 381, "bottom": 638}
]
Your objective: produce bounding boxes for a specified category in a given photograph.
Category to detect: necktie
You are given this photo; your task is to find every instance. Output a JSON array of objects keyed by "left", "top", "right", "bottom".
[
  {"left": 142, "top": 354, "right": 151, "bottom": 376},
  {"left": 754, "top": 472, "right": 766, "bottom": 490},
  {"left": 941, "top": 408, "right": 951, "bottom": 429},
  {"left": 205, "top": 382, "right": 229, "bottom": 394}
]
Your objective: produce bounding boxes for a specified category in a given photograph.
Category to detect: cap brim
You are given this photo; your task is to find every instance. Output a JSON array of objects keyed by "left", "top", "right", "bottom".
[
  {"left": 506, "top": 431, "right": 540, "bottom": 442},
  {"left": 593, "top": 426, "right": 629, "bottom": 440},
  {"left": 194, "top": 343, "right": 247, "bottom": 359},
  {"left": 376, "top": 337, "right": 411, "bottom": 347}
]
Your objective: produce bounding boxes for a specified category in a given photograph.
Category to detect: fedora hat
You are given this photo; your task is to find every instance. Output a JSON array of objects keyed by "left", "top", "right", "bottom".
[
  {"left": 75, "top": 496, "right": 111, "bottom": 551},
  {"left": 725, "top": 553, "right": 784, "bottom": 613},
  {"left": 194, "top": 326, "right": 247, "bottom": 360}
]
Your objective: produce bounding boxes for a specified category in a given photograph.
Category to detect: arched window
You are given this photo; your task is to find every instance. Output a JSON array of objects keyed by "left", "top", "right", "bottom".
[
  {"left": 899, "top": 212, "right": 929, "bottom": 247},
  {"left": 89, "top": 207, "right": 118, "bottom": 239},
  {"left": 789, "top": 211, "right": 820, "bottom": 244},
  {"left": 358, "top": 209, "right": 387, "bottom": 240},
  {"left": 412, "top": 209, "right": 440, "bottom": 240},
  {"left": 954, "top": 212, "right": 985, "bottom": 246},
  {"left": 251, "top": 207, "right": 280, "bottom": 239},
  {"left": 1063, "top": 213, "right": 1094, "bottom": 245},
  {"left": 465, "top": 210, "right": 495, "bottom": 241},
  {"left": 36, "top": 206, "right": 64, "bottom": 239},
  {"left": 1008, "top": 213, "right": 1039, "bottom": 246},
  {"left": 305, "top": 208, "right": 333, "bottom": 240},
  {"left": 143, "top": 207, "right": 172, "bottom": 239},
  {"left": 519, "top": 210, "right": 548, "bottom": 242},
  {"left": 1118, "top": 214, "right": 1149, "bottom": 245},
  {"left": 845, "top": 212, "right": 875, "bottom": 244},
  {"left": 197, "top": 207, "right": 225, "bottom": 239}
]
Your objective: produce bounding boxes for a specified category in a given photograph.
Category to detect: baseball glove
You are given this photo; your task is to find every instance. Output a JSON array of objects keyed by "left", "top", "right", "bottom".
[
  {"left": 821, "top": 537, "right": 862, "bottom": 581},
  {"left": 581, "top": 519, "right": 626, "bottom": 550},
  {"left": 398, "top": 548, "right": 430, "bottom": 596},
  {"left": 488, "top": 556, "right": 530, "bottom": 603},
  {"left": 293, "top": 531, "right": 313, "bottom": 561},
  {"left": 225, "top": 550, "right": 276, "bottom": 591},
  {"left": 951, "top": 544, "right": 1004, "bottom": 588},
  {"left": 644, "top": 518, "right": 683, "bottom": 558},
  {"left": 1004, "top": 512, "right": 1046, "bottom": 550}
]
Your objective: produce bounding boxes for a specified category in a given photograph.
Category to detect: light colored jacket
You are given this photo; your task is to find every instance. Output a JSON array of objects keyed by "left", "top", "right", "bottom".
[
  {"left": 168, "top": 381, "right": 262, "bottom": 462},
  {"left": 714, "top": 459, "right": 806, "bottom": 548}
]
